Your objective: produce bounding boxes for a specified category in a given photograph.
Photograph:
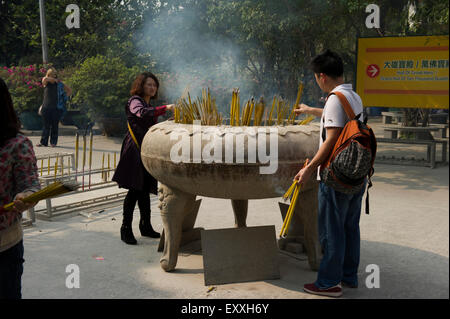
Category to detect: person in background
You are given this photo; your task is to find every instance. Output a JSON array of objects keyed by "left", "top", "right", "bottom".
[
  {"left": 294, "top": 50, "right": 366, "bottom": 298},
  {"left": 0, "top": 77, "right": 40, "bottom": 299},
  {"left": 37, "top": 67, "right": 72, "bottom": 147},
  {"left": 112, "top": 72, "right": 173, "bottom": 245}
]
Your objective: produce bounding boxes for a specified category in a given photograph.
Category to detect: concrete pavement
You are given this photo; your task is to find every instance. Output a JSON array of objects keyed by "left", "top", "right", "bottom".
[{"left": 20, "top": 118, "right": 449, "bottom": 299}]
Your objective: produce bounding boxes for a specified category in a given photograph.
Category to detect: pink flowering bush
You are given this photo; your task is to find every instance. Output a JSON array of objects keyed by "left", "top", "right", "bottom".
[{"left": 0, "top": 63, "right": 50, "bottom": 114}]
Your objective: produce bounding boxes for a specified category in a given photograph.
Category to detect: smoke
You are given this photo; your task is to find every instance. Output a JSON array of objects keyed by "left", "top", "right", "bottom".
[{"left": 137, "top": 6, "right": 256, "bottom": 113}]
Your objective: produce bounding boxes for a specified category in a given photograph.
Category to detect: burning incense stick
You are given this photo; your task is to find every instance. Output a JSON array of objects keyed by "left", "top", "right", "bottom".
[
  {"left": 82, "top": 135, "right": 86, "bottom": 190},
  {"left": 290, "top": 82, "right": 304, "bottom": 124},
  {"left": 107, "top": 153, "right": 110, "bottom": 180},
  {"left": 102, "top": 153, "right": 105, "bottom": 181},
  {"left": 75, "top": 133, "right": 79, "bottom": 181},
  {"left": 54, "top": 156, "right": 58, "bottom": 181},
  {"left": 89, "top": 131, "right": 93, "bottom": 189},
  {"left": 61, "top": 156, "right": 64, "bottom": 177}
]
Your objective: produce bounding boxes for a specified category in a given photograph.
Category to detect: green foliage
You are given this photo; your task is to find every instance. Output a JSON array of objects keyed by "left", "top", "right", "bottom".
[
  {"left": 68, "top": 55, "right": 140, "bottom": 120},
  {"left": 0, "top": 64, "right": 49, "bottom": 114},
  {"left": 0, "top": 0, "right": 154, "bottom": 68},
  {"left": 1, "top": 0, "right": 448, "bottom": 116}
]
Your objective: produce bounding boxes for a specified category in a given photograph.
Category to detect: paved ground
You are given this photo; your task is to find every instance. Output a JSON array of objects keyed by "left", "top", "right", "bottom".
[{"left": 20, "top": 117, "right": 449, "bottom": 299}]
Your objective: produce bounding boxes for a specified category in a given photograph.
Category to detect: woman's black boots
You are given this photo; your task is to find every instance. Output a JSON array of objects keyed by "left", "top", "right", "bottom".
[
  {"left": 120, "top": 224, "right": 137, "bottom": 245},
  {"left": 139, "top": 217, "right": 160, "bottom": 238}
]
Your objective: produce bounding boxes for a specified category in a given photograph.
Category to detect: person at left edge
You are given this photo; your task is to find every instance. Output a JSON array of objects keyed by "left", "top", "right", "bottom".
[
  {"left": 0, "top": 77, "right": 40, "bottom": 299},
  {"left": 112, "top": 72, "right": 173, "bottom": 245}
]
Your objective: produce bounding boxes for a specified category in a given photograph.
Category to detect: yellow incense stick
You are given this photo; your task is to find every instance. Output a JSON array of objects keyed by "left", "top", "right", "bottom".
[
  {"left": 283, "top": 185, "right": 300, "bottom": 235},
  {"left": 40, "top": 159, "right": 43, "bottom": 176},
  {"left": 107, "top": 153, "right": 110, "bottom": 179},
  {"left": 280, "top": 158, "right": 309, "bottom": 237},
  {"left": 47, "top": 156, "right": 50, "bottom": 175},
  {"left": 82, "top": 135, "right": 86, "bottom": 169},
  {"left": 290, "top": 82, "right": 304, "bottom": 124},
  {"left": 299, "top": 115, "right": 314, "bottom": 125},
  {"left": 89, "top": 132, "right": 93, "bottom": 169},
  {"left": 281, "top": 185, "right": 300, "bottom": 237},
  {"left": 54, "top": 157, "right": 58, "bottom": 181},
  {"left": 75, "top": 133, "right": 79, "bottom": 170},
  {"left": 283, "top": 181, "right": 296, "bottom": 200},
  {"left": 102, "top": 153, "right": 105, "bottom": 181}
]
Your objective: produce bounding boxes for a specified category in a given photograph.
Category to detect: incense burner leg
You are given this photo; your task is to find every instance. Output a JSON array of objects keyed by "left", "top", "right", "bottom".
[
  {"left": 158, "top": 184, "right": 196, "bottom": 272},
  {"left": 231, "top": 199, "right": 248, "bottom": 228}
]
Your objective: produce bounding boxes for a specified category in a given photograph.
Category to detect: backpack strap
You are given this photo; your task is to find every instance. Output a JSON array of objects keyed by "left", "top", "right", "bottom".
[
  {"left": 328, "top": 91, "right": 356, "bottom": 120},
  {"left": 322, "top": 91, "right": 358, "bottom": 142}
]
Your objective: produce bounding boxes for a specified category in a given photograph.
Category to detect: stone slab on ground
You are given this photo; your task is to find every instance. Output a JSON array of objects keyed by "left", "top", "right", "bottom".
[{"left": 201, "top": 226, "right": 280, "bottom": 286}]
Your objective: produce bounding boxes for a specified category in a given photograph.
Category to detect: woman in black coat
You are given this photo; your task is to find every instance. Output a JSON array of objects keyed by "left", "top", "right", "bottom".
[{"left": 112, "top": 72, "right": 173, "bottom": 245}]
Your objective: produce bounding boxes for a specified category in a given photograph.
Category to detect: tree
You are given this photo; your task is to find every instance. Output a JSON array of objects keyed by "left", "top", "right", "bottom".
[{"left": 0, "top": 0, "right": 155, "bottom": 68}]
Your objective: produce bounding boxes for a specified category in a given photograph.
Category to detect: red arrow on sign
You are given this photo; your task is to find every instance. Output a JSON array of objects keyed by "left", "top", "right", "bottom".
[{"left": 366, "top": 64, "right": 380, "bottom": 78}]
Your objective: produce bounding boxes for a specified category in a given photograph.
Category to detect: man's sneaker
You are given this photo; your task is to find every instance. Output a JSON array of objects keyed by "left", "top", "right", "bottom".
[
  {"left": 303, "top": 283, "right": 342, "bottom": 298},
  {"left": 341, "top": 281, "right": 358, "bottom": 288}
]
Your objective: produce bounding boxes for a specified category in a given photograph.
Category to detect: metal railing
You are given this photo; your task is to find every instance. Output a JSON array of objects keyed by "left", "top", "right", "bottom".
[{"left": 26, "top": 152, "right": 125, "bottom": 222}]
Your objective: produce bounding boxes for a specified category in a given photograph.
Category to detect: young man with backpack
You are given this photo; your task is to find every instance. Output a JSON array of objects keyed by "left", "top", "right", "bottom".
[{"left": 294, "top": 49, "right": 375, "bottom": 298}]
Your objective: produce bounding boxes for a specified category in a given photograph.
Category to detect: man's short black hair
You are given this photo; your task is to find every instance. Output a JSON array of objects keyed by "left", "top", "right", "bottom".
[{"left": 310, "top": 49, "right": 344, "bottom": 78}]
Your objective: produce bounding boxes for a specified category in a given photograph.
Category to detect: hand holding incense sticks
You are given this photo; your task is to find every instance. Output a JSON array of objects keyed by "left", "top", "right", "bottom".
[
  {"left": 279, "top": 159, "right": 309, "bottom": 238},
  {"left": 1, "top": 181, "right": 80, "bottom": 213}
]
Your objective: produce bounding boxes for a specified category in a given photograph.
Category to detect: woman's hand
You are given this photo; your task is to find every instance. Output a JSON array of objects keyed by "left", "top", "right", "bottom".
[
  {"left": 11, "top": 191, "right": 37, "bottom": 214},
  {"left": 166, "top": 104, "right": 175, "bottom": 111},
  {"left": 294, "top": 103, "right": 311, "bottom": 116}
]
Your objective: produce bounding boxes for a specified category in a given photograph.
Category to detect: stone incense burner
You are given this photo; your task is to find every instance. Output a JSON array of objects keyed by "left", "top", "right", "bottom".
[{"left": 141, "top": 120, "right": 321, "bottom": 271}]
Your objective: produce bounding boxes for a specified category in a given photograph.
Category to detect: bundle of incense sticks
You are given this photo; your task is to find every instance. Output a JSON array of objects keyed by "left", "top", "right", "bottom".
[
  {"left": 174, "top": 88, "right": 222, "bottom": 125},
  {"left": 279, "top": 159, "right": 309, "bottom": 238},
  {"left": 289, "top": 82, "right": 304, "bottom": 124},
  {"left": 298, "top": 115, "right": 315, "bottom": 125},
  {"left": 1, "top": 181, "right": 80, "bottom": 212},
  {"left": 173, "top": 84, "right": 312, "bottom": 127}
]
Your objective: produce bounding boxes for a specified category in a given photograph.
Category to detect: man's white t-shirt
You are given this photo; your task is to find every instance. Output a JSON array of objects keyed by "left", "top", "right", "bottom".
[{"left": 317, "top": 84, "right": 364, "bottom": 180}]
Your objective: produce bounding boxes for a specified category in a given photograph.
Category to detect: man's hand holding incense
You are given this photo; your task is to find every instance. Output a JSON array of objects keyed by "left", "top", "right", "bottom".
[
  {"left": 294, "top": 164, "right": 315, "bottom": 186},
  {"left": 294, "top": 103, "right": 310, "bottom": 116}
]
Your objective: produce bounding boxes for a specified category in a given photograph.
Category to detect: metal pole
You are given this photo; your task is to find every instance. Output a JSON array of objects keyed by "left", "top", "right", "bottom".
[{"left": 39, "top": 0, "right": 49, "bottom": 64}]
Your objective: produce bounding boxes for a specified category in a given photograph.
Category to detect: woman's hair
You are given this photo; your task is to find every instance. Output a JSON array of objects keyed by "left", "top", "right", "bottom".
[
  {"left": 46, "top": 67, "right": 57, "bottom": 78},
  {"left": 0, "top": 77, "right": 21, "bottom": 146},
  {"left": 130, "top": 72, "right": 159, "bottom": 99}
]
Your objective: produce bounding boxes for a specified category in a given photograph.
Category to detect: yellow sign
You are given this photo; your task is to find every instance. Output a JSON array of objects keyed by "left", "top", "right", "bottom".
[{"left": 356, "top": 36, "right": 449, "bottom": 109}]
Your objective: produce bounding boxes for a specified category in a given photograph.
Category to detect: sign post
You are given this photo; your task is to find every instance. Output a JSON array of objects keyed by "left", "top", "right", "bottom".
[{"left": 39, "top": 0, "right": 49, "bottom": 64}]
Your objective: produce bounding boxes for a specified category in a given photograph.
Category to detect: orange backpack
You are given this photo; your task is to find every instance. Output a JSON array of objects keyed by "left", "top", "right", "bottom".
[{"left": 320, "top": 91, "right": 377, "bottom": 214}]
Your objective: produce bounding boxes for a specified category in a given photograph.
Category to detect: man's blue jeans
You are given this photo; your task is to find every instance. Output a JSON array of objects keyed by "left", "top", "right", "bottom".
[{"left": 315, "top": 181, "right": 366, "bottom": 289}]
